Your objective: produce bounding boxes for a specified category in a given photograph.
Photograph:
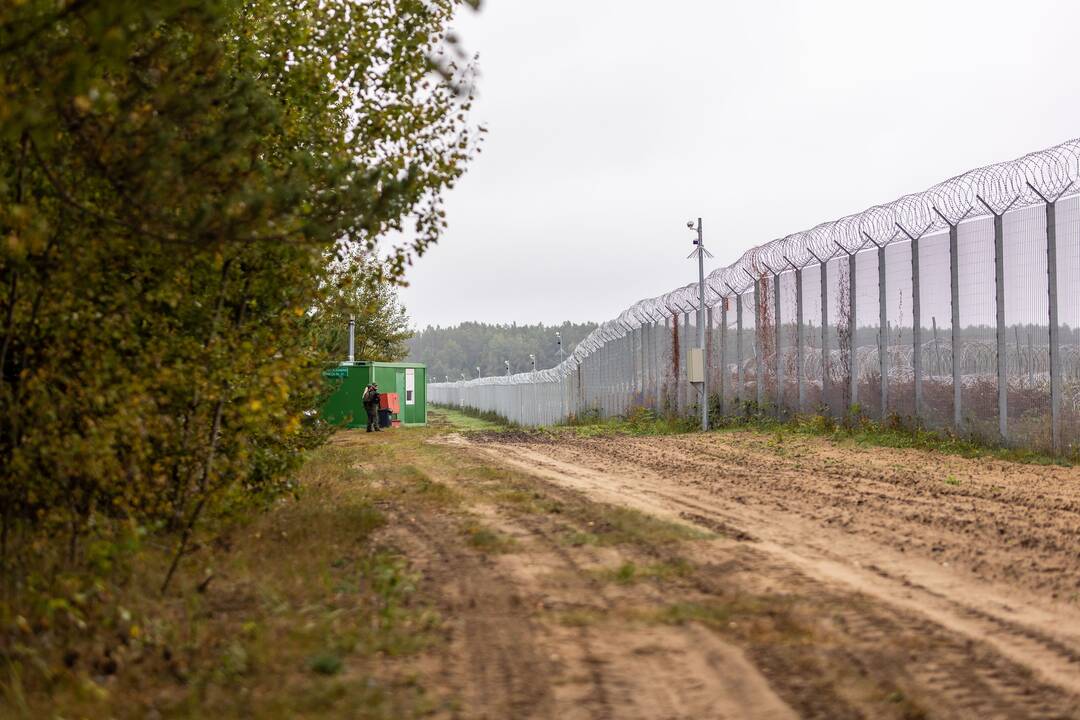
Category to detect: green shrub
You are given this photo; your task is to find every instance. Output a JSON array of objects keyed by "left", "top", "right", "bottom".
[{"left": 308, "top": 653, "right": 344, "bottom": 676}]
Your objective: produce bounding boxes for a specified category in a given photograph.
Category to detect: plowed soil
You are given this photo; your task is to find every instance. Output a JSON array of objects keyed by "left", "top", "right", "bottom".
[{"left": 456, "top": 428, "right": 1080, "bottom": 719}]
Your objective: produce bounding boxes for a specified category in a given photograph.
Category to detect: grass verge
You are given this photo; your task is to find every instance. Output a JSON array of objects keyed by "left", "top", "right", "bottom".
[
  {"left": 711, "top": 409, "right": 1074, "bottom": 466},
  {"left": 442, "top": 397, "right": 1072, "bottom": 466}
]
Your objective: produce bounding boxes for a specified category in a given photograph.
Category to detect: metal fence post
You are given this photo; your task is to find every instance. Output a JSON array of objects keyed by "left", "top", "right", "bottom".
[
  {"left": 878, "top": 244, "right": 888, "bottom": 419},
  {"left": 667, "top": 314, "right": 674, "bottom": 413},
  {"left": 595, "top": 342, "right": 603, "bottom": 419},
  {"left": 774, "top": 272, "right": 783, "bottom": 414},
  {"left": 637, "top": 325, "right": 644, "bottom": 401},
  {"left": 644, "top": 323, "right": 650, "bottom": 404},
  {"left": 623, "top": 330, "right": 630, "bottom": 415},
  {"left": 949, "top": 222, "right": 962, "bottom": 432},
  {"left": 820, "top": 260, "right": 829, "bottom": 413},
  {"left": 642, "top": 323, "right": 648, "bottom": 412},
  {"left": 795, "top": 266, "right": 805, "bottom": 413},
  {"left": 635, "top": 321, "right": 643, "bottom": 410},
  {"left": 754, "top": 279, "right": 764, "bottom": 409},
  {"left": 848, "top": 252, "right": 857, "bottom": 410},
  {"left": 1026, "top": 183, "right": 1066, "bottom": 453},
  {"left": 899, "top": 221, "right": 932, "bottom": 423},
  {"left": 578, "top": 360, "right": 585, "bottom": 418},
  {"left": 706, "top": 306, "right": 714, "bottom": 417},
  {"left": 663, "top": 315, "right": 669, "bottom": 412},
  {"left": 645, "top": 321, "right": 653, "bottom": 412},
  {"left": 736, "top": 294, "right": 744, "bottom": 405},
  {"left": 911, "top": 235, "right": 922, "bottom": 420},
  {"left": 652, "top": 320, "right": 659, "bottom": 412},
  {"left": 683, "top": 310, "right": 691, "bottom": 416},
  {"left": 993, "top": 211, "right": 1008, "bottom": 442},
  {"left": 977, "top": 195, "right": 1018, "bottom": 444},
  {"left": 1046, "top": 198, "right": 1062, "bottom": 452},
  {"left": 659, "top": 316, "right": 666, "bottom": 412},
  {"left": 719, "top": 300, "right": 727, "bottom": 416},
  {"left": 562, "top": 367, "right": 568, "bottom": 422}
]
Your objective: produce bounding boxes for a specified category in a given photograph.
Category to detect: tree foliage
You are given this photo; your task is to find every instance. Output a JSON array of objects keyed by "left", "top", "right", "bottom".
[
  {"left": 408, "top": 321, "right": 598, "bottom": 381},
  {"left": 310, "top": 255, "right": 413, "bottom": 363},
  {"left": 0, "top": 0, "right": 477, "bottom": 589}
]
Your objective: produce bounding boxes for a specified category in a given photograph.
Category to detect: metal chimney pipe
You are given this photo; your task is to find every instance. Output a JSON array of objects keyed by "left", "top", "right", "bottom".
[{"left": 347, "top": 315, "right": 356, "bottom": 362}]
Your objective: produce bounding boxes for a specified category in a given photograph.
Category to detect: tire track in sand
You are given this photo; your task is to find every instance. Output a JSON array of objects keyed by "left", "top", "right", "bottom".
[
  {"left": 466, "top": 435, "right": 1080, "bottom": 715},
  {"left": 396, "top": 442, "right": 800, "bottom": 720}
]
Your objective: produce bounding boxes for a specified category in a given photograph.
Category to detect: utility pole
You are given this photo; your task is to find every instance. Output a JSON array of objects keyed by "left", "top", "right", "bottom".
[{"left": 688, "top": 217, "right": 712, "bottom": 431}]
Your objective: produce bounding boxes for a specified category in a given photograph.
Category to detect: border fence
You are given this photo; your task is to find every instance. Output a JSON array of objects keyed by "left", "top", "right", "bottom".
[{"left": 430, "top": 138, "right": 1080, "bottom": 453}]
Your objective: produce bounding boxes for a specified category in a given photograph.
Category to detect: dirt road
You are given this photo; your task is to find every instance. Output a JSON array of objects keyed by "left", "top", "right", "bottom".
[
  {"left": 458, "top": 428, "right": 1080, "bottom": 719},
  {"left": 37, "top": 414, "right": 1080, "bottom": 718}
]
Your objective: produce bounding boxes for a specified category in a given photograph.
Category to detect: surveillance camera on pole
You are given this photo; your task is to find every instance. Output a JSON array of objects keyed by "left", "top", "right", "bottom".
[
  {"left": 476, "top": 366, "right": 481, "bottom": 379},
  {"left": 504, "top": 360, "right": 510, "bottom": 376},
  {"left": 529, "top": 353, "right": 536, "bottom": 371},
  {"left": 556, "top": 331, "right": 564, "bottom": 361},
  {"left": 685, "top": 217, "right": 712, "bottom": 432}
]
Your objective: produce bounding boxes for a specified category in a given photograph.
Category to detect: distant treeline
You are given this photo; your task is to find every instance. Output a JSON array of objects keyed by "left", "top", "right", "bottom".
[{"left": 408, "top": 322, "right": 598, "bottom": 381}]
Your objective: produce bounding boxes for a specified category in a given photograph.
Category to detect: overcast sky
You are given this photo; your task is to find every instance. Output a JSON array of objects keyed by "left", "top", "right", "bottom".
[{"left": 398, "top": 0, "right": 1080, "bottom": 329}]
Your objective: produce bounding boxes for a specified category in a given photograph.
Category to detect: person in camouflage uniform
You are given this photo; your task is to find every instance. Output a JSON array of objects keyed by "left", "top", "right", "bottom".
[{"left": 363, "top": 382, "right": 381, "bottom": 432}]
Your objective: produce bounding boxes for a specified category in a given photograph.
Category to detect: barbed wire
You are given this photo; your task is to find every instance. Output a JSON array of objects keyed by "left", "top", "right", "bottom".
[{"left": 437, "top": 137, "right": 1080, "bottom": 388}]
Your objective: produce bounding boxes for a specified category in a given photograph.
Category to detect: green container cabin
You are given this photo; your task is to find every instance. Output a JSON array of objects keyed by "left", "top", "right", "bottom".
[{"left": 321, "top": 361, "right": 427, "bottom": 428}]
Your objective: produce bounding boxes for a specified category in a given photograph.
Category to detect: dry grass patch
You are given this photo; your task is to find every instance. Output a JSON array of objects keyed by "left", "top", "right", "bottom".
[{"left": 2, "top": 429, "right": 464, "bottom": 719}]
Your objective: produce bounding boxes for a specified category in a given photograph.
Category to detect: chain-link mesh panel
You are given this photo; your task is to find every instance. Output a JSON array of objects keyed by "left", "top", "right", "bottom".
[
  {"left": 825, "top": 256, "right": 847, "bottom": 415},
  {"left": 918, "top": 231, "right": 953, "bottom": 429},
  {"left": 957, "top": 217, "right": 998, "bottom": 441},
  {"left": 855, "top": 249, "right": 880, "bottom": 418},
  {"left": 683, "top": 310, "right": 696, "bottom": 415},
  {"left": 800, "top": 263, "right": 823, "bottom": 413},
  {"left": 1057, "top": 195, "right": 1080, "bottom": 452},
  {"left": 753, "top": 276, "right": 774, "bottom": 410},
  {"left": 1003, "top": 205, "right": 1050, "bottom": 448},
  {"left": 740, "top": 289, "right": 758, "bottom": 409},
  {"left": 706, "top": 306, "right": 722, "bottom": 412},
  {"left": 652, "top": 318, "right": 664, "bottom": 412},
  {"left": 779, "top": 270, "right": 799, "bottom": 413},
  {"left": 884, "top": 239, "right": 915, "bottom": 418},
  {"left": 661, "top": 315, "right": 677, "bottom": 415},
  {"left": 721, "top": 297, "right": 739, "bottom": 413}
]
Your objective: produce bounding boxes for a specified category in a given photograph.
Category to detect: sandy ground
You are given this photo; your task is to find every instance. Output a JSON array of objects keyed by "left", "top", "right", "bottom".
[
  {"left": 447, "top": 429, "right": 1080, "bottom": 719},
  {"left": 386, "top": 500, "right": 798, "bottom": 720}
]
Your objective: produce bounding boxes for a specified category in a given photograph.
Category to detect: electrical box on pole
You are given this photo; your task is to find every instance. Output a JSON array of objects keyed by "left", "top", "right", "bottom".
[{"left": 688, "top": 348, "right": 705, "bottom": 383}]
